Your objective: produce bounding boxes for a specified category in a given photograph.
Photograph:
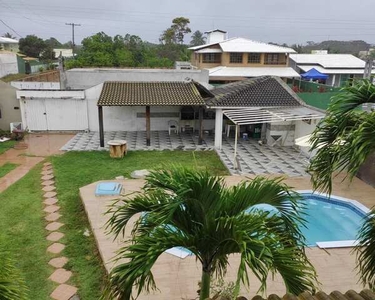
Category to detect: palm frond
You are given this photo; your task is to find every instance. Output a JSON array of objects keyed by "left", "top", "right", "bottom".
[
  {"left": 356, "top": 210, "right": 375, "bottom": 288},
  {"left": 101, "top": 227, "right": 195, "bottom": 300},
  {"left": 309, "top": 79, "right": 375, "bottom": 194}
]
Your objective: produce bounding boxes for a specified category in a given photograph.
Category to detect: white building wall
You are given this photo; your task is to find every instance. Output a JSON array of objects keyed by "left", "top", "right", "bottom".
[
  {"left": 294, "top": 119, "right": 322, "bottom": 156},
  {"left": 0, "top": 52, "right": 18, "bottom": 77},
  {"left": 11, "top": 81, "right": 61, "bottom": 90},
  {"left": 66, "top": 68, "right": 209, "bottom": 90}
]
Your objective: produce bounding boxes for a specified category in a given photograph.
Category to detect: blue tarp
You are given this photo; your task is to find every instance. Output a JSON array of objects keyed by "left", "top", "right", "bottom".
[{"left": 301, "top": 68, "right": 329, "bottom": 80}]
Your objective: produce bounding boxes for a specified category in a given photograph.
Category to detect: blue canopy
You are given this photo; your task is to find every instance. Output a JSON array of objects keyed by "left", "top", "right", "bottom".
[{"left": 301, "top": 68, "right": 329, "bottom": 80}]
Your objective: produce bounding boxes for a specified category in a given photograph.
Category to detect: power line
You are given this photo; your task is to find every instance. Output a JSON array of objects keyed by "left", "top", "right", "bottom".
[{"left": 0, "top": 19, "right": 22, "bottom": 37}]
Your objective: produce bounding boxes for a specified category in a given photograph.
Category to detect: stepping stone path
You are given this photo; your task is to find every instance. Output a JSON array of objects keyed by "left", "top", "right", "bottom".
[{"left": 41, "top": 162, "right": 79, "bottom": 300}]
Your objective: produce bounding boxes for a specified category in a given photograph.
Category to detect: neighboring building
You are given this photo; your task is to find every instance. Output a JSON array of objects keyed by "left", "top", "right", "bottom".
[
  {"left": 0, "top": 80, "right": 21, "bottom": 131},
  {"left": 188, "top": 29, "right": 300, "bottom": 83},
  {"left": 311, "top": 50, "right": 328, "bottom": 55},
  {"left": 289, "top": 54, "right": 374, "bottom": 87},
  {"left": 0, "top": 51, "right": 18, "bottom": 77},
  {"left": 53, "top": 48, "right": 73, "bottom": 58},
  {"left": 0, "top": 37, "right": 19, "bottom": 52}
]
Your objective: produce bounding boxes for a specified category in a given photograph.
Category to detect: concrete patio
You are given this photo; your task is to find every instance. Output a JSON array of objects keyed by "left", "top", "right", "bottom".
[
  {"left": 80, "top": 174, "right": 375, "bottom": 300},
  {"left": 61, "top": 131, "right": 308, "bottom": 177}
]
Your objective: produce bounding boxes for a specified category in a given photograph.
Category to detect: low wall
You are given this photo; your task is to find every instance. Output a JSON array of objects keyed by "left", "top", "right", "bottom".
[
  {"left": 11, "top": 81, "right": 60, "bottom": 90},
  {"left": 357, "top": 153, "right": 375, "bottom": 188}
]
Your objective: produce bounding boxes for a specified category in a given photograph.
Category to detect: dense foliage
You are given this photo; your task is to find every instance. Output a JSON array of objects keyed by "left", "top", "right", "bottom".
[
  {"left": 103, "top": 168, "right": 317, "bottom": 300},
  {"left": 309, "top": 79, "right": 375, "bottom": 287},
  {"left": 65, "top": 32, "right": 190, "bottom": 69}
]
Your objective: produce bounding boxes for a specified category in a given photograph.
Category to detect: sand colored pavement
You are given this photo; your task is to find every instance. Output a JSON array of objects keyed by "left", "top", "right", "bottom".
[
  {"left": 0, "top": 133, "right": 74, "bottom": 192},
  {"left": 80, "top": 174, "right": 375, "bottom": 300}
]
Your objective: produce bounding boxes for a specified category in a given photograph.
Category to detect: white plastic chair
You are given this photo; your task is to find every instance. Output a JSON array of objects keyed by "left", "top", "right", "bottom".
[{"left": 168, "top": 120, "right": 179, "bottom": 135}]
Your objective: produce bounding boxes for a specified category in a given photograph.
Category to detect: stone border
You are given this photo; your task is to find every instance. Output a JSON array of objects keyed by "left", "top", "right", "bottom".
[{"left": 41, "top": 162, "right": 78, "bottom": 300}]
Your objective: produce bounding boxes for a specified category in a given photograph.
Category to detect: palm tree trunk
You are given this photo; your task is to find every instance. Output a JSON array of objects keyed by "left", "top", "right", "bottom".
[{"left": 200, "top": 270, "right": 211, "bottom": 300}]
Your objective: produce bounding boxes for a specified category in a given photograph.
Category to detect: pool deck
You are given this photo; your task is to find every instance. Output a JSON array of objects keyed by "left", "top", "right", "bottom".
[{"left": 80, "top": 174, "right": 375, "bottom": 299}]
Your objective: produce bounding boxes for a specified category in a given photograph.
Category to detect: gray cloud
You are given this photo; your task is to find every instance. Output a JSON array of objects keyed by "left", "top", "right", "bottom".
[{"left": 1, "top": 0, "right": 374, "bottom": 45}]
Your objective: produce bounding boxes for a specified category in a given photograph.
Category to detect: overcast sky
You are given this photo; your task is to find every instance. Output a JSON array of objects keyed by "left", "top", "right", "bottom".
[{"left": 1, "top": 0, "right": 375, "bottom": 45}]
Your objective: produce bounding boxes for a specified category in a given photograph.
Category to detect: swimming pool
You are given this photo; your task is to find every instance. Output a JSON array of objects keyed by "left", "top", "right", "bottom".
[
  {"left": 299, "top": 192, "right": 369, "bottom": 247},
  {"left": 165, "top": 192, "right": 370, "bottom": 258}
]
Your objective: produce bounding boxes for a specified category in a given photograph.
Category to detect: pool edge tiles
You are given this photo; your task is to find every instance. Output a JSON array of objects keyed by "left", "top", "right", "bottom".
[{"left": 297, "top": 190, "right": 370, "bottom": 249}]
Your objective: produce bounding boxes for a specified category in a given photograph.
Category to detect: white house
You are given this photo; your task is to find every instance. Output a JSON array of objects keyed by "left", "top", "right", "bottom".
[
  {"left": 289, "top": 54, "right": 374, "bottom": 87},
  {"left": 0, "top": 37, "right": 19, "bottom": 52},
  {"left": 0, "top": 51, "right": 18, "bottom": 78},
  {"left": 189, "top": 30, "right": 300, "bottom": 83}
]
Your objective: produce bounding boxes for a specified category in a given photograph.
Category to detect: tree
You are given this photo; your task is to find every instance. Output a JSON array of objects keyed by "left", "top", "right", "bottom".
[
  {"left": 160, "top": 17, "right": 191, "bottom": 45},
  {"left": 308, "top": 79, "right": 375, "bottom": 286},
  {"left": 102, "top": 168, "right": 317, "bottom": 300},
  {"left": 18, "top": 35, "right": 46, "bottom": 58},
  {"left": 2, "top": 32, "right": 16, "bottom": 39},
  {"left": 44, "top": 37, "right": 63, "bottom": 49},
  {"left": 171, "top": 17, "right": 191, "bottom": 44},
  {"left": 190, "top": 30, "right": 206, "bottom": 47}
]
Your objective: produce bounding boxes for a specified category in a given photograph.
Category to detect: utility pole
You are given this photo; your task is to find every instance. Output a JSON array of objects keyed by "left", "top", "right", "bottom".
[{"left": 65, "top": 23, "right": 81, "bottom": 58}]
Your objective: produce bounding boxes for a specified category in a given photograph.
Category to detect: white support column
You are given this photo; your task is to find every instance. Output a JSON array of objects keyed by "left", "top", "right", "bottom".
[
  {"left": 234, "top": 124, "right": 238, "bottom": 170},
  {"left": 214, "top": 108, "right": 223, "bottom": 150},
  {"left": 332, "top": 74, "right": 336, "bottom": 87}
]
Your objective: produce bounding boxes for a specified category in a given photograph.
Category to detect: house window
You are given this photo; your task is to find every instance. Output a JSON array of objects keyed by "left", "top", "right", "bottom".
[
  {"left": 248, "top": 53, "right": 261, "bottom": 64},
  {"left": 202, "top": 53, "right": 221, "bottom": 63},
  {"left": 265, "top": 54, "right": 281, "bottom": 65},
  {"left": 230, "top": 53, "right": 243, "bottom": 63}
]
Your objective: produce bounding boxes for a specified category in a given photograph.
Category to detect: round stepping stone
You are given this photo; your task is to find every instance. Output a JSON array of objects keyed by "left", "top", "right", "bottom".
[
  {"left": 45, "top": 212, "right": 61, "bottom": 222},
  {"left": 42, "top": 185, "right": 56, "bottom": 192},
  {"left": 44, "top": 205, "right": 60, "bottom": 213},
  {"left": 46, "top": 222, "right": 64, "bottom": 231},
  {"left": 47, "top": 231, "right": 64, "bottom": 242},
  {"left": 47, "top": 243, "right": 65, "bottom": 254},
  {"left": 49, "top": 268, "right": 72, "bottom": 284},
  {"left": 42, "top": 175, "right": 55, "bottom": 181},
  {"left": 49, "top": 257, "right": 69, "bottom": 268},
  {"left": 44, "top": 191, "right": 57, "bottom": 198},
  {"left": 42, "top": 180, "right": 55, "bottom": 186},
  {"left": 50, "top": 284, "right": 77, "bottom": 300},
  {"left": 43, "top": 162, "right": 52, "bottom": 167},
  {"left": 42, "top": 166, "right": 53, "bottom": 172},
  {"left": 44, "top": 198, "right": 58, "bottom": 205}
]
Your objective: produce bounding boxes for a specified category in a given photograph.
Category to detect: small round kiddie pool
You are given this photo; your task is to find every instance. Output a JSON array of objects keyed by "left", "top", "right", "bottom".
[{"left": 298, "top": 191, "right": 370, "bottom": 248}]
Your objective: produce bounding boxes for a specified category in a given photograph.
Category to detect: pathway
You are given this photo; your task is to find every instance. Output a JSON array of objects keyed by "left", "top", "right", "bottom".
[
  {"left": 0, "top": 133, "right": 74, "bottom": 192},
  {"left": 41, "top": 162, "right": 78, "bottom": 300}
]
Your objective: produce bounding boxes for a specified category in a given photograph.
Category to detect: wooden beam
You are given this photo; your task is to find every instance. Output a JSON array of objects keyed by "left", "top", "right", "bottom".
[
  {"left": 98, "top": 105, "right": 104, "bottom": 147},
  {"left": 146, "top": 105, "right": 150, "bottom": 146},
  {"left": 198, "top": 106, "right": 203, "bottom": 145}
]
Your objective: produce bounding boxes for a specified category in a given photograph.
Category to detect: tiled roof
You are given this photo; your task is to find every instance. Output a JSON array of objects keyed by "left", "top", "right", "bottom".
[
  {"left": 207, "top": 76, "right": 305, "bottom": 108},
  {"left": 249, "top": 289, "right": 375, "bottom": 300},
  {"left": 97, "top": 81, "right": 209, "bottom": 106}
]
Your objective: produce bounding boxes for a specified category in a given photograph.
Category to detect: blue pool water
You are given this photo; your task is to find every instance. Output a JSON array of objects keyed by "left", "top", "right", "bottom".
[{"left": 300, "top": 195, "right": 366, "bottom": 246}]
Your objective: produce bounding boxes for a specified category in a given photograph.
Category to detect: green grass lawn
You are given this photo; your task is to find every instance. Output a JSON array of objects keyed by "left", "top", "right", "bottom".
[
  {"left": 0, "top": 162, "right": 18, "bottom": 178},
  {"left": 51, "top": 150, "right": 228, "bottom": 299},
  {"left": 0, "top": 140, "right": 16, "bottom": 155},
  {"left": 0, "top": 165, "right": 55, "bottom": 299}
]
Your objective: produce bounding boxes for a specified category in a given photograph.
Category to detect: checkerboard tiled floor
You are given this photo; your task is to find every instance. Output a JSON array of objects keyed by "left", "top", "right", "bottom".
[{"left": 60, "top": 131, "right": 308, "bottom": 177}]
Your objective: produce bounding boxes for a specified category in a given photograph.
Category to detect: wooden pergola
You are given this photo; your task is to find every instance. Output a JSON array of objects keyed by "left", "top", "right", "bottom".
[{"left": 97, "top": 81, "right": 213, "bottom": 147}]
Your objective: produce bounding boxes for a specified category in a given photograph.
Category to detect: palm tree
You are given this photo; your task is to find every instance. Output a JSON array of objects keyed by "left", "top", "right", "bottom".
[
  {"left": 102, "top": 168, "right": 317, "bottom": 300},
  {"left": 190, "top": 30, "right": 206, "bottom": 47},
  {"left": 0, "top": 250, "right": 27, "bottom": 300},
  {"left": 308, "top": 79, "right": 375, "bottom": 287}
]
